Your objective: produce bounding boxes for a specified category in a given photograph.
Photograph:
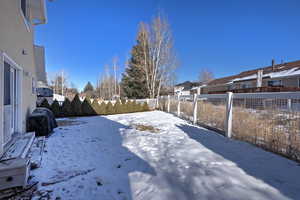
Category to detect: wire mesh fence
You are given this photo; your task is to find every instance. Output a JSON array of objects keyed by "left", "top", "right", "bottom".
[
  {"left": 232, "top": 94, "right": 300, "bottom": 161},
  {"left": 135, "top": 99, "right": 157, "bottom": 110},
  {"left": 180, "top": 99, "right": 194, "bottom": 121},
  {"left": 158, "top": 92, "right": 300, "bottom": 162},
  {"left": 197, "top": 96, "right": 227, "bottom": 132}
]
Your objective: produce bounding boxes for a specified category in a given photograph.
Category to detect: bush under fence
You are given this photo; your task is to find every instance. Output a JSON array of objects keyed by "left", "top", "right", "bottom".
[
  {"left": 158, "top": 93, "right": 300, "bottom": 162},
  {"left": 38, "top": 94, "right": 150, "bottom": 118}
]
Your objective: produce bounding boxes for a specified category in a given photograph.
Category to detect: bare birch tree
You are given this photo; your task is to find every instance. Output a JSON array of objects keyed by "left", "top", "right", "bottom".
[
  {"left": 138, "top": 14, "right": 178, "bottom": 98},
  {"left": 199, "top": 68, "right": 214, "bottom": 83}
]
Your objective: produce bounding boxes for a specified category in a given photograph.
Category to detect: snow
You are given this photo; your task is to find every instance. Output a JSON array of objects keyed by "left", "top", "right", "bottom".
[
  {"left": 231, "top": 67, "right": 300, "bottom": 83},
  {"left": 31, "top": 111, "right": 300, "bottom": 200}
]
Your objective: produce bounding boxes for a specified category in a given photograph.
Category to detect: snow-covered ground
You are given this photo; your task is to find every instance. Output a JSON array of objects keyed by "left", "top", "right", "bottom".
[{"left": 31, "top": 111, "right": 300, "bottom": 200}]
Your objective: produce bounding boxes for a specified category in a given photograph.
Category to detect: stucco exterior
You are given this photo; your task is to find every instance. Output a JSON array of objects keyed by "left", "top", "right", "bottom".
[
  {"left": 0, "top": 0, "right": 47, "bottom": 155},
  {"left": 0, "top": 0, "right": 38, "bottom": 132},
  {"left": 34, "top": 45, "right": 47, "bottom": 85}
]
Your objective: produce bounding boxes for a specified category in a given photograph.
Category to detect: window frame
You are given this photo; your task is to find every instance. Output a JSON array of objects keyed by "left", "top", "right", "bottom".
[
  {"left": 19, "top": 0, "right": 31, "bottom": 32},
  {"left": 267, "top": 80, "right": 282, "bottom": 87}
]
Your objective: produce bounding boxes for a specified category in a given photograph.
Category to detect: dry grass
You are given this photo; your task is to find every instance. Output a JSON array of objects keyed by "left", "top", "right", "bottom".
[
  {"left": 197, "top": 100, "right": 226, "bottom": 131},
  {"left": 134, "top": 124, "right": 160, "bottom": 133},
  {"left": 159, "top": 99, "right": 300, "bottom": 162}
]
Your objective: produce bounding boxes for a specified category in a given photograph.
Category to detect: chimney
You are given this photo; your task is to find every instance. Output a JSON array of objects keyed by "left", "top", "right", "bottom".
[{"left": 272, "top": 59, "right": 275, "bottom": 70}]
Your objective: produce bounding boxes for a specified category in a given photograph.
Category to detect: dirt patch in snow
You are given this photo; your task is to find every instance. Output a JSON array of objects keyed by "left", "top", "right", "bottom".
[
  {"left": 133, "top": 124, "right": 160, "bottom": 133},
  {"left": 57, "top": 119, "right": 86, "bottom": 127}
]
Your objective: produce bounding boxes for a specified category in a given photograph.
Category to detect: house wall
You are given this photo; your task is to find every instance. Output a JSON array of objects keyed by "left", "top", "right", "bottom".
[
  {"left": 0, "top": 0, "right": 37, "bottom": 132},
  {"left": 34, "top": 45, "right": 47, "bottom": 84},
  {"left": 202, "top": 84, "right": 230, "bottom": 94}
]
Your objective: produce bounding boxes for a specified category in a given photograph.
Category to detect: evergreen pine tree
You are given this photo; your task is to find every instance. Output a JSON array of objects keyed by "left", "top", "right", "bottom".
[
  {"left": 81, "top": 97, "right": 95, "bottom": 116},
  {"left": 99, "top": 102, "right": 107, "bottom": 115},
  {"left": 121, "top": 30, "right": 149, "bottom": 99},
  {"left": 142, "top": 102, "right": 150, "bottom": 111},
  {"left": 40, "top": 99, "right": 51, "bottom": 110},
  {"left": 106, "top": 102, "right": 114, "bottom": 115},
  {"left": 83, "top": 82, "right": 94, "bottom": 93},
  {"left": 113, "top": 100, "right": 122, "bottom": 114},
  {"left": 61, "top": 98, "right": 72, "bottom": 117},
  {"left": 91, "top": 99, "right": 101, "bottom": 115},
  {"left": 51, "top": 100, "right": 61, "bottom": 117},
  {"left": 71, "top": 94, "right": 82, "bottom": 116}
]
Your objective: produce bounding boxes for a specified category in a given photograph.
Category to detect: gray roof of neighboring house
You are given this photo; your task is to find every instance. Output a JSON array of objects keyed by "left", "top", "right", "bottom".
[
  {"left": 175, "top": 81, "right": 203, "bottom": 91},
  {"left": 207, "top": 60, "right": 300, "bottom": 86}
]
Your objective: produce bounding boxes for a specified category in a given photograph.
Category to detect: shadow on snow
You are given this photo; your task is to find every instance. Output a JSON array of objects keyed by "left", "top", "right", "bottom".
[{"left": 176, "top": 123, "right": 300, "bottom": 200}]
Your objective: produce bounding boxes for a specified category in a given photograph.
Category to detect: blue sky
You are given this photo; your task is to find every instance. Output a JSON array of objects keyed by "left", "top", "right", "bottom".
[{"left": 35, "top": 0, "right": 300, "bottom": 90}]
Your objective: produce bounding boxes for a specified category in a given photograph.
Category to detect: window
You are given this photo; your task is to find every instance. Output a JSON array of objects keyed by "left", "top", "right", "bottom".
[
  {"left": 241, "top": 82, "right": 252, "bottom": 89},
  {"left": 4, "top": 62, "right": 11, "bottom": 105},
  {"left": 268, "top": 80, "right": 282, "bottom": 87},
  {"left": 21, "top": 0, "right": 27, "bottom": 18}
]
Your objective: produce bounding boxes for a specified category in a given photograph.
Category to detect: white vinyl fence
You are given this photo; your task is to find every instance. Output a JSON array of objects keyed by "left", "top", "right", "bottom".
[{"left": 158, "top": 92, "right": 300, "bottom": 162}]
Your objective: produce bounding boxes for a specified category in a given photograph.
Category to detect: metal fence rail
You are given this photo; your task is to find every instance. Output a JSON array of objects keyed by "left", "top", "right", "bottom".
[{"left": 158, "top": 92, "right": 300, "bottom": 162}]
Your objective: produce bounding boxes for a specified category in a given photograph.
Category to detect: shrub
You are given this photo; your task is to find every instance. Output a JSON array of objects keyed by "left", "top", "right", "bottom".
[
  {"left": 121, "top": 98, "right": 126, "bottom": 105},
  {"left": 40, "top": 99, "right": 51, "bottom": 110},
  {"left": 113, "top": 100, "right": 123, "bottom": 114},
  {"left": 51, "top": 100, "right": 61, "bottom": 117},
  {"left": 119, "top": 101, "right": 128, "bottom": 113},
  {"left": 142, "top": 102, "right": 150, "bottom": 111},
  {"left": 98, "top": 102, "right": 107, "bottom": 115},
  {"left": 91, "top": 99, "right": 101, "bottom": 115},
  {"left": 126, "top": 100, "right": 134, "bottom": 113},
  {"left": 131, "top": 101, "right": 138, "bottom": 112},
  {"left": 81, "top": 97, "right": 96, "bottom": 116},
  {"left": 61, "top": 98, "right": 72, "bottom": 117},
  {"left": 71, "top": 94, "right": 82, "bottom": 116},
  {"left": 106, "top": 102, "right": 114, "bottom": 115}
]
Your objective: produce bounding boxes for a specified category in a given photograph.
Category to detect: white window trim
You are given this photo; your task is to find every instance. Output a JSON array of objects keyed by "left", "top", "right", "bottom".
[
  {"left": 19, "top": 0, "right": 31, "bottom": 32},
  {"left": 0, "top": 52, "right": 24, "bottom": 155}
]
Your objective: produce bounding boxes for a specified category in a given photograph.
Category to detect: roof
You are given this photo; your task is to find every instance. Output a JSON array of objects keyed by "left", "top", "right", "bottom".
[
  {"left": 207, "top": 60, "right": 300, "bottom": 86},
  {"left": 175, "top": 81, "right": 203, "bottom": 90}
]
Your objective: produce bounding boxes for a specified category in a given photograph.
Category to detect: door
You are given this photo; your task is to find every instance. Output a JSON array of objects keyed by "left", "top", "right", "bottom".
[{"left": 3, "top": 61, "right": 16, "bottom": 145}]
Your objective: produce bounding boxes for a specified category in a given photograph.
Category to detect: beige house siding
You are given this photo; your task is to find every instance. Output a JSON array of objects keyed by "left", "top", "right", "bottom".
[
  {"left": 34, "top": 45, "right": 47, "bottom": 84},
  {"left": 0, "top": 0, "right": 38, "bottom": 132}
]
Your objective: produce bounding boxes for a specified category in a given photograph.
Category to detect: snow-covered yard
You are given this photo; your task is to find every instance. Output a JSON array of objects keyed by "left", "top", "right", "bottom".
[{"left": 31, "top": 111, "right": 300, "bottom": 200}]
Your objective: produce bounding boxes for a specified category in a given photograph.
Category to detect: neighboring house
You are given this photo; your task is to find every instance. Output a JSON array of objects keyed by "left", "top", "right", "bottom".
[
  {"left": 53, "top": 94, "right": 65, "bottom": 105},
  {"left": 202, "top": 60, "right": 300, "bottom": 94},
  {"left": 174, "top": 81, "right": 203, "bottom": 96},
  {"left": 0, "top": 0, "right": 47, "bottom": 157}
]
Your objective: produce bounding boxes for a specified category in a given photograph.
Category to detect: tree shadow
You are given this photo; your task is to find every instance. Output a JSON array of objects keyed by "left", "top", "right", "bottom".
[
  {"left": 176, "top": 123, "right": 300, "bottom": 200},
  {"left": 41, "top": 115, "right": 156, "bottom": 200}
]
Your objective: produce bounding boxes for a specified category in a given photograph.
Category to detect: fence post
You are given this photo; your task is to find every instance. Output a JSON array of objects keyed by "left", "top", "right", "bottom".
[
  {"left": 167, "top": 95, "right": 170, "bottom": 113},
  {"left": 225, "top": 92, "right": 233, "bottom": 138},
  {"left": 177, "top": 94, "right": 181, "bottom": 117},
  {"left": 156, "top": 95, "right": 159, "bottom": 109},
  {"left": 287, "top": 99, "right": 292, "bottom": 111},
  {"left": 193, "top": 93, "right": 198, "bottom": 124}
]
